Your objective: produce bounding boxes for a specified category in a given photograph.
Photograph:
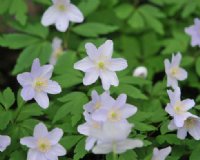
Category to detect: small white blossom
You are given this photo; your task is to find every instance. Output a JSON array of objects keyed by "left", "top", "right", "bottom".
[
  {"left": 133, "top": 66, "right": 148, "bottom": 78},
  {"left": 185, "top": 18, "right": 200, "bottom": 47},
  {"left": 17, "top": 58, "right": 61, "bottom": 109},
  {"left": 41, "top": 0, "right": 84, "bottom": 32},
  {"left": 49, "top": 37, "right": 64, "bottom": 65},
  {"left": 74, "top": 40, "right": 128, "bottom": 90},
  {"left": 165, "top": 87, "right": 195, "bottom": 127},
  {"left": 20, "top": 123, "right": 66, "bottom": 160},
  {"left": 152, "top": 146, "right": 171, "bottom": 160},
  {"left": 168, "top": 116, "right": 200, "bottom": 140},
  {"left": 0, "top": 135, "right": 11, "bottom": 152},
  {"left": 164, "top": 52, "right": 187, "bottom": 88}
]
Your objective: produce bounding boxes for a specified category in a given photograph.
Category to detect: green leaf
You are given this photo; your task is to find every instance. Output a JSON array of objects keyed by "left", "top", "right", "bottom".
[
  {"left": 73, "top": 138, "right": 87, "bottom": 160},
  {"left": 115, "top": 3, "right": 133, "bottom": 20},
  {"left": 134, "top": 121, "right": 157, "bottom": 131},
  {"left": 60, "top": 135, "right": 83, "bottom": 150},
  {"left": 12, "top": 42, "right": 51, "bottom": 75},
  {"left": 0, "top": 87, "right": 15, "bottom": 110},
  {"left": 0, "top": 34, "right": 40, "bottom": 49},
  {"left": 119, "top": 150, "right": 137, "bottom": 160},
  {"left": 190, "top": 143, "right": 200, "bottom": 160},
  {"left": 0, "top": 110, "right": 12, "bottom": 130},
  {"left": 195, "top": 57, "right": 200, "bottom": 77},
  {"left": 9, "top": 151, "right": 26, "bottom": 160},
  {"left": 128, "top": 11, "right": 145, "bottom": 29},
  {"left": 72, "top": 22, "right": 118, "bottom": 37},
  {"left": 111, "top": 84, "right": 148, "bottom": 100},
  {"left": 0, "top": 0, "right": 10, "bottom": 15},
  {"left": 156, "top": 134, "right": 181, "bottom": 145}
]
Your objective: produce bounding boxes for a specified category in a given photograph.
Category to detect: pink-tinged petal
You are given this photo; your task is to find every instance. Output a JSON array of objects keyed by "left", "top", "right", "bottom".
[
  {"left": 55, "top": 15, "right": 69, "bottom": 32},
  {"left": 85, "top": 43, "right": 98, "bottom": 60},
  {"left": 164, "top": 59, "right": 171, "bottom": 74},
  {"left": 34, "top": 92, "right": 49, "bottom": 109},
  {"left": 74, "top": 57, "right": 95, "bottom": 72},
  {"left": 181, "top": 99, "right": 195, "bottom": 111},
  {"left": 98, "top": 40, "right": 113, "bottom": 59},
  {"left": 121, "top": 104, "right": 137, "bottom": 119},
  {"left": 116, "top": 94, "right": 127, "bottom": 107},
  {"left": 67, "top": 4, "right": 84, "bottom": 22},
  {"left": 34, "top": 123, "right": 48, "bottom": 138},
  {"left": 175, "top": 68, "right": 187, "bottom": 81},
  {"left": 21, "top": 86, "right": 35, "bottom": 101},
  {"left": 92, "top": 143, "right": 112, "bottom": 154},
  {"left": 77, "top": 123, "right": 90, "bottom": 136},
  {"left": 116, "top": 139, "right": 143, "bottom": 153},
  {"left": 44, "top": 80, "right": 61, "bottom": 94},
  {"left": 17, "top": 72, "right": 32, "bottom": 86},
  {"left": 108, "top": 58, "right": 127, "bottom": 71},
  {"left": 168, "top": 120, "right": 177, "bottom": 131},
  {"left": 20, "top": 137, "right": 37, "bottom": 148},
  {"left": 92, "top": 109, "right": 107, "bottom": 122},
  {"left": 27, "top": 149, "right": 42, "bottom": 160},
  {"left": 85, "top": 137, "right": 96, "bottom": 151},
  {"left": 48, "top": 128, "right": 63, "bottom": 145},
  {"left": 83, "top": 69, "right": 99, "bottom": 85},
  {"left": 171, "top": 52, "right": 182, "bottom": 67},
  {"left": 100, "top": 70, "right": 119, "bottom": 90},
  {"left": 50, "top": 144, "right": 67, "bottom": 156},
  {"left": 177, "top": 128, "right": 187, "bottom": 139},
  {"left": 41, "top": 6, "right": 59, "bottom": 26}
]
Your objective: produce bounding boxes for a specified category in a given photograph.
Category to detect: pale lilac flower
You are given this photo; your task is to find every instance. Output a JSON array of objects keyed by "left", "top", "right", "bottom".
[
  {"left": 20, "top": 123, "right": 66, "bottom": 160},
  {"left": 164, "top": 52, "right": 187, "bottom": 88},
  {"left": 74, "top": 40, "right": 128, "bottom": 90},
  {"left": 0, "top": 135, "right": 11, "bottom": 152},
  {"left": 168, "top": 115, "right": 200, "bottom": 140},
  {"left": 165, "top": 87, "right": 195, "bottom": 127},
  {"left": 185, "top": 18, "right": 200, "bottom": 47},
  {"left": 133, "top": 66, "right": 148, "bottom": 78},
  {"left": 92, "top": 94, "right": 137, "bottom": 123},
  {"left": 151, "top": 146, "right": 171, "bottom": 160},
  {"left": 92, "top": 121, "right": 143, "bottom": 154},
  {"left": 49, "top": 37, "right": 64, "bottom": 65},
  {"left": 17, "top": 58, "right": 61, "bottom": 109},
  {"left": 41, "top": 0, "right": 84, "bottom": 32}
]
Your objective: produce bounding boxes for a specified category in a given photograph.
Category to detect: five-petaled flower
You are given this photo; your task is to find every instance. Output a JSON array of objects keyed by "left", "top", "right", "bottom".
[
  {"left": 17, "top": 58, "right": 61, "bottom": 109},
  {"left": 185, "top": 18, "right": 200, "bottom": 47},
  {"left": 151, "top": 146, "right": 171, "bottom": 160},
  {"left": 0, "top": 135, "right": 11, "bottom": 152},
  {"left": 165, "top": 87, "right": 195, "bottom": 127},
  {"left": 164, "top": 52, "right": 187, "bottom": 89},
  {"left": 41, "top": 0, "right": 84, "bottom": 32},
  {"left": 20, "top": 123, "right": 66, "bottom": 160},
  {"left": 74, "top": 40, "right": 128, "bottom": 90}
]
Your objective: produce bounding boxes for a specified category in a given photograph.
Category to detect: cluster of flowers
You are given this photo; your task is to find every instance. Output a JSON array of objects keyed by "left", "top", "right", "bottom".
[{"left": 1, "top": 0, "right": 200, "bottom": 159}]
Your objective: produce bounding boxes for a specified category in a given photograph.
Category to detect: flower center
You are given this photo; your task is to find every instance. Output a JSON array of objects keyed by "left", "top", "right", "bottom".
[
  {"left": 170, "top": 67, "right": 179, "bottom": 76},
  {"left": 185, "top": 118, "right": 196, "bottom": 129},
  {"left": 34, "top": 78, "right": 48, "bottom": 91},
  {"left": 94, "top": 102, "right": 101, "bottom": 110},
  {"left": 37, "top": 138, "right": 51, "bottom": 153},
  {"left": 174, "top": 104, "right": 183, "bottom": 114},
  {"left": 98, "top": 62, "right": 105, "bottom": 69},
  {"left": 108, "top": 110, "right": 121, "bottom": 122},
  {"left": 57, "top": 4, "right": 66, "bottom": 11}
]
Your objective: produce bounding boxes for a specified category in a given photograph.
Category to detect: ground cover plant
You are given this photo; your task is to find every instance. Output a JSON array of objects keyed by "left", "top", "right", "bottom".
[{"left": 0, "top": 0, "right": 200, "bottom": 160}]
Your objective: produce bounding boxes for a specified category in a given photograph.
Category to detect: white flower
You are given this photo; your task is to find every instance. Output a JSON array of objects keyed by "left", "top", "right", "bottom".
[
  {"left": 74, "top": 40, "right": 128, "bottom": 90},
  {"left": 41, "top": 0, "right": 84, "bottom": 32},
  {"left": 92, "top": 121, "right": 143, "bottom": 154},
  {"left": 133, "top": 66, "right": 148, "bottom": 78},
  {"left": 165, "top": 87, "right": 195, "bottom": 127},
  {"left": 151, "top": 146, "right": 171, "bottom": 160},
  {"left": 49, "top": 37, "right": 64, "bottom": 65},
  {"left": 168, "top": 115, "right": 200, "bottom": 140},
  {"left": 164, "top": 52, "right": 187, "bottom": 88},
  {"left": 20, "top": 123, "right": 66, "bottom": 160},
  {"left": 92, "top": 94, "right": 137, "bottom": 123},
  {"left": 17, "top": 58, "right": 61, "bottom": 109},
  {"left": 0, "top": 135, "right": 11, "bottom": 152}
]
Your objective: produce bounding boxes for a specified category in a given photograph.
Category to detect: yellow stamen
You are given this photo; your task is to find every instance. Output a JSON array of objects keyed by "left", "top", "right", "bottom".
[
  {"left": 185, "top": 118, "right": 196, "bottom": 129},
  {"left": 108, "top": 110, "right": 121, "bottom": 122},
  {"left": 57, "top": 4, "right": 66, "bottom": 11},
  {"left": 170, "top": 67, "right": 179, "bottom": 76},
  {"left": 37, "top": 138, "right": 51, "bottom": 152},
  {"left": 94, "top": 102, "right": 101, "bottom": 110},
  {"left": 98, "top": 62, "right": 105, "bottom": 69}
]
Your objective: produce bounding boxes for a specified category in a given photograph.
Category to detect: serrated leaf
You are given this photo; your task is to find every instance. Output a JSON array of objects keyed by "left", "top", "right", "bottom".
[
  {"left": 0, "top": 87, "right": 15, "bottom": 110},
  {"left": 73, "top": 138, "right": 87, "bottom": 160},
  {"left": 115, "top": 3, "right": 133, "bottom": 19},
  {"left": 0, "top": 110, "right": 12, "bottom": 130}
]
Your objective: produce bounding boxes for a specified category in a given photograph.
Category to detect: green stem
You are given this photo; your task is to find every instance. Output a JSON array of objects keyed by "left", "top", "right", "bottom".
[{"left": 112, "top": 152, "right": 117, "bottom": 160}]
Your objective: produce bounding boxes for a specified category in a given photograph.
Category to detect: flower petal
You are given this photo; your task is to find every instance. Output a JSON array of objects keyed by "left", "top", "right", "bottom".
[
  {"left": 121, "top": 104, "right": 137, "bottom": 119},
  {"left": 21, "top": 86, "right": 35, "bottom": 101},
  {"left": 168, "top": 120, "right": 177, "bottom": 131},
  {"left": 50, "top": 144, "right": 67, "bottom": 156},
  {"left": 74, "top": 57, "right": 95, "bottom": 72},
  {"left": 177, "top": 128, "right": 187, "bottom": 139},
  {"left": 27, "top": 149, "right": 43, "bottom": 160},
  {"left": 181, "top": 99, "right": 195, "bottom": 111},
  {"left": 171, "top": 52, "right": 182, "bottom": 67},
  {"left": 34, "top": 123, "right": 48, "bottom": 138},
  {"left": 17, "top": 72, "right": 32, "bottom": 86},
  {"left": 67, "top": 4, "right": 84, "bottom": 22},
  {"left": 44, "top": 80, "right": 61, "bottom": 94},
  {"left": 98, "top": 40, "right": 113, "bottom": 59},
  {"left": 48, "top": 128, "right": 63, "bottom": 145},
  {"left": 77, "top": 123, "right": 90, "bottom": 135},
  {"left": 0, "top": 135, "right": 11, "bottom": 152},
  {"left": 92, "top": 143, "right": 112, "bottom": 154},
  {"left": 85, "top": 43, "right": 98, "bottom": 60},
  {"left": 55, "top": 15, "right": 69, "bottom": 32},
  {"left": 34, "top": 92, "right": 49, "bottom": 109},
  {"left": 83, "top": 69, "right": 99, "bottom": 86},
  {"left": 41, "top": 6, "right": 59, "bottom": 26},
  {"left": 108, "top": 58, "right": 127, "bottom": 71},
  {"left": 85, "top": 137, "right": 96, "bottom": 151},
  {"left": 20, "top": 137, "right": 37, "bottom": 148}
]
